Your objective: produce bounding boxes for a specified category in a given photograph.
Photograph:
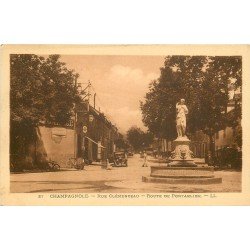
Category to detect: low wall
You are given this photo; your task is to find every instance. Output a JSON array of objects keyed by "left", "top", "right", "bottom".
[{"left": 36, "top": 126, "right": 75, "bottom": 168}]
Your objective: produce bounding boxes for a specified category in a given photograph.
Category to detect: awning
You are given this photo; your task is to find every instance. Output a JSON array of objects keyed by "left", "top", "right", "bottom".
[{"left": 85, "top": 136, "right": 106, "bottom": 148}]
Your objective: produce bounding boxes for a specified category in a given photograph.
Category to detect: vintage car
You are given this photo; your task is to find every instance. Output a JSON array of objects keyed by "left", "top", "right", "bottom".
[{"left": 113, "top": 151, "right": 128, "bottom": 167}]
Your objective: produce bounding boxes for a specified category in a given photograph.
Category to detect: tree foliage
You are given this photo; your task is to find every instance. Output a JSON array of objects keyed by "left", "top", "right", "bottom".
[
  {"left": 140, "top": 56, "right": 242, "bottom": 154},
  {"left": 10, "top": 54, "right": 79, "bottom": 126},
  {"left": 126, "top": 126, "right": 153, "bottom": 151},
  {"left": 10, "top": 54, "right": 80, "bottom": 157},
  {"left": 115, "top": 138, "right": 129, "bottom": 150}
]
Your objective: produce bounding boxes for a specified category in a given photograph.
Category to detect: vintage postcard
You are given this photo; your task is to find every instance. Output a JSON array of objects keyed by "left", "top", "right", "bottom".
[{"left": 0, "top": 45, "right": 250, "bottom": 205}]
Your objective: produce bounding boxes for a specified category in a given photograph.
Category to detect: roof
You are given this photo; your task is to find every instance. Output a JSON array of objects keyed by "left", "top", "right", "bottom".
[{"left": 76, "top": 101, "right": 118, "bottom": 131}]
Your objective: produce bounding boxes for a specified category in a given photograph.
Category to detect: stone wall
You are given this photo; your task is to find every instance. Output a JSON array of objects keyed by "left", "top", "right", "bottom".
[{"left": 34, "top": 126, "right": 75, "bottom": 168}]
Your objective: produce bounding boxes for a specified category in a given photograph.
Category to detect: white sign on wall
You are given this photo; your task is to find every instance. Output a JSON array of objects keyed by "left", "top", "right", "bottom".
[{"left": 82, "top": 126, "right": 88, "bottom": 133}]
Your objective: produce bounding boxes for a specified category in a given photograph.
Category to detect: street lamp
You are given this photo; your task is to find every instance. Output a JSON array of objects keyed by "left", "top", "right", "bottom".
[
  {"left": 89, "top": 114, "right": 94, "bottom": 123},
  {"left": 74, "top": 79, "right": 91, "bottom": 159}
]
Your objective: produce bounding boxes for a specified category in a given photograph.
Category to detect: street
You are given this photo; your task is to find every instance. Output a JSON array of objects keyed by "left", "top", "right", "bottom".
[{"left": 10, "top": 154, "right": 241, "bottom": 193}]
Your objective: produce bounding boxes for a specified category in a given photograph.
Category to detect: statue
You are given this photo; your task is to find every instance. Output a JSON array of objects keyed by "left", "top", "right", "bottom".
[
  {"left": 176, "top": 99, "right": 188, "bottom": 138},
  {"left": 143, "top": 98, "right": 222, "bottom": 184}
]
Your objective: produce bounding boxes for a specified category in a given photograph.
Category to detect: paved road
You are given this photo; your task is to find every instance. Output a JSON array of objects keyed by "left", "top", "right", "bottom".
[{"left": 10, "top": 154, "right": 241, "bottom": 193}]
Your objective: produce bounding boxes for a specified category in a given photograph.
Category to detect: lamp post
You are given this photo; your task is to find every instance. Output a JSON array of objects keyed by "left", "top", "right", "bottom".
[{"left": 74, "top": 80, "right": 92, "bottom": 161}]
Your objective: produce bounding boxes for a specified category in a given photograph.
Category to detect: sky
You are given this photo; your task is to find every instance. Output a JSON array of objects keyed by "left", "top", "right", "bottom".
[{"left": 59, "top": 55, "right": 165, "bottom": 133}]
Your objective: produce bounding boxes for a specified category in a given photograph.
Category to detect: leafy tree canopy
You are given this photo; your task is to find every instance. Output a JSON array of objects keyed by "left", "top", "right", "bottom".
[
  {"left": 141, "top": 56, "right": 242, "bottom": 142},
  {"left": 10, "top": 54, "right": 80, "bottom": 126},
  {"left": 126, "top": 126, "right": 153, "bottom": 151},
  {"left": 10, "top": 54, "right": 81, "bottom": 157}
]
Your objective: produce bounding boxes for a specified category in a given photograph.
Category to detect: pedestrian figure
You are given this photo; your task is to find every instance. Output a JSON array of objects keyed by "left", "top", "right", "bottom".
[
  {"left": 106, "top": 158, "right": 112, "bottom": 170},
  {"left": 205, "top": 151, "right": 213, "bottom": 166},
  {"left": 124, "top": 151, "right": 128, "bottom": 166},
  {"left": 142, "top": 151, "right": 148, "bottom": 167}
]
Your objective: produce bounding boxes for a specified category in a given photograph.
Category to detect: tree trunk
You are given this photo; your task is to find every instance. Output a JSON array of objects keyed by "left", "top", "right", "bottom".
[{"left": 209, "top": 133, "right": 215, "bottom": 164}]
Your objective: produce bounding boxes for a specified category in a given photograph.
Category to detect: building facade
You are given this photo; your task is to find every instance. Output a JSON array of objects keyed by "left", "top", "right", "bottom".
[
  {"left": 75, "top": 102, "right": 119, "bottom": 164},
  {"left": 19, "top": 102, "right": 119, "bottom": 169}
]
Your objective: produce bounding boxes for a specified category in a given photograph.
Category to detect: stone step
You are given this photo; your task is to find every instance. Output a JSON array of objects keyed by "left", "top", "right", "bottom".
[
  {"left": 150, "top": 165, "right": 215, "bottom": 178},
  {"left": 142, "top": 176, "right": 222, "bottom": 185}
]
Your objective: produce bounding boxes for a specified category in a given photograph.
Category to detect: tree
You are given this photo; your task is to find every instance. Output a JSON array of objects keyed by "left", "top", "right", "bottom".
[
  {"left": 115, "top": 135, "right": 129, "bottom": 150},
  {"left": 141, "top": 131, "right": 154, "bottom": 148},
  {"left": 126, "top": 126, "right": 153, "bottom": 151},
  {"left": 141, "top": 56, "right": 242, "bottom": 159},
  {"left": 10, "top": 54, "right": 80, "bottom": 162},
  {"left": 141, "top": 56, "right": 208, "bottom": 141}
]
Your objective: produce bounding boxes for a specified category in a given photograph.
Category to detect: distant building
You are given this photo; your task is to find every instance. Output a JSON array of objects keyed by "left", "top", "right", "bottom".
[
  {"left": 75, "top": 102, "right": 119, "bottom": 164},
  {"left": 215, "top": 127, "right": 235, "bottom": 151},
  {"left": 215, "top": 91, "right": 242, "bottom": 153}
]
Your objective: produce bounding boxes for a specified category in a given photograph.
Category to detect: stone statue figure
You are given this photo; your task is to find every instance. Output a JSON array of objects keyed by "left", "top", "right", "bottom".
[{"left": 176, "top": 99, "right": 188, "bottom": 138}]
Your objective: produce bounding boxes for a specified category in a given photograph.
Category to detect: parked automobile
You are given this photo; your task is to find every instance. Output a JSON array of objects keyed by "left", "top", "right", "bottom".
[{"left": 113, "top": 151, "right": 128, "bottom": 167}]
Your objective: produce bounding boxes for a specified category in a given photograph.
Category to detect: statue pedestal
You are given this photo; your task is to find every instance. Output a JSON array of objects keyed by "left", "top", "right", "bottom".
[
  {"left": 168, "top": 137, "right": 196, "bottom": 167},
  {"left": 142, "top": 136, "right": 222, "bottom": 185}
]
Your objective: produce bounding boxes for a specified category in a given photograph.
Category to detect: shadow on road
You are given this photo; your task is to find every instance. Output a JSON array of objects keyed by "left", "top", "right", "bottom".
[{"left": 11, "top": 180, "right": 126, "bottom": 193}]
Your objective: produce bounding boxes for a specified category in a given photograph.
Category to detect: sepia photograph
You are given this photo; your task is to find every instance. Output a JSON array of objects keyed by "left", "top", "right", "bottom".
[
  {"left": 7, "top": 49, "right": 243, "bottom": 194},
  {"left": 0, "top": 44, "right": 249, "bottom": 205},
  {"left": 1, "top": 2, "right": 250, "bottom": 250}
]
